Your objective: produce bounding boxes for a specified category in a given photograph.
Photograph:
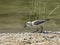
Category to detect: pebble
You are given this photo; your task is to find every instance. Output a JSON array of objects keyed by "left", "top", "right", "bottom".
[{"left": 0, "top": 33, "right": 60, "bottom": 45}]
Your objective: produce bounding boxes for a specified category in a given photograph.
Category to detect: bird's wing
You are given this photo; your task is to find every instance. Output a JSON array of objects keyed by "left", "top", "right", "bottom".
[{"left": 34, "top": 20, "right": 46, "bottom": 25}]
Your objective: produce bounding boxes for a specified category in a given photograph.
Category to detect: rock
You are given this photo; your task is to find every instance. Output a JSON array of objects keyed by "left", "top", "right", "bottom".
[{"left": 0, "top": 33, "right": 60, "bottom": 45}]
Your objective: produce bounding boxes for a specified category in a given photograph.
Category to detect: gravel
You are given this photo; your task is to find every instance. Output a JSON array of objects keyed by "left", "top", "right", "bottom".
[{"left": 0, "top": 32, "right": 60, "bottom": 45}]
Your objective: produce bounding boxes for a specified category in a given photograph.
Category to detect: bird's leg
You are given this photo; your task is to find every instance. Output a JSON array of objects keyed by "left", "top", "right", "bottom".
[
  {"left": 40, "top": 26, "right": 43, "bottom": 33},
  {"left": 32, "top": 28, "right": 39, "bottom": 33}
]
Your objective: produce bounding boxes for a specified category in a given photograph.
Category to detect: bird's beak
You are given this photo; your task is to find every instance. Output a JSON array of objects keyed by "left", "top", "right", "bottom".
[{"left": 24, "top": 25, "right": 27, "bottom": 28}]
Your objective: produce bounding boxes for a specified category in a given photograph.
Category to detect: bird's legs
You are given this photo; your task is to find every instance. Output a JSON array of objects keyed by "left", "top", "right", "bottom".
[
  {"left": 32, "top": 26, "right": 43, "bottom": 33},
  {"left": 32, "top": 28, "right": 39, "bottom": 33},
  {"left": 38, "top": 26, "right": 43, "bottom": 33},
  {"left": 40, "top": 26, "right": 43, "bottom": 33}
]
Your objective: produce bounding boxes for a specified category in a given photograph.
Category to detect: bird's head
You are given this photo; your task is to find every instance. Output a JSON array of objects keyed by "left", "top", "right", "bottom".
[
  {"left": 27, "top": 21, "right": 32, "bottom": 24},
  {"left": 24, "top": 21, "right": 32, "bottom": 28}
]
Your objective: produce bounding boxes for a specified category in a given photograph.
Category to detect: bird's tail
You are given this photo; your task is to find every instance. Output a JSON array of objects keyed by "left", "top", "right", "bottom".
[{"left": 45, "top": 19, "right": 50, "bottom": 21}]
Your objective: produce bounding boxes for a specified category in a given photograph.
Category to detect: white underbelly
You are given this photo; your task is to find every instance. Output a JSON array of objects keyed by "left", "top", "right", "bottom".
[{"left": 32, "top": 25, "right": 41, "bottom": 28}]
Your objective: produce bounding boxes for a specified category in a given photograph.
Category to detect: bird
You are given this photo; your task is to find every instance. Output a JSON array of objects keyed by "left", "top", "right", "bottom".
[{"left": 24, "top": 19, "right": 50, "bottom": 33}]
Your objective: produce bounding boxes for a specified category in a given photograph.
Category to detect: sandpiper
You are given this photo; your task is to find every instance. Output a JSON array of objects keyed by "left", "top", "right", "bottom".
[{"left": 24, "top": 19, "right": 49, "bottom": 33}]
